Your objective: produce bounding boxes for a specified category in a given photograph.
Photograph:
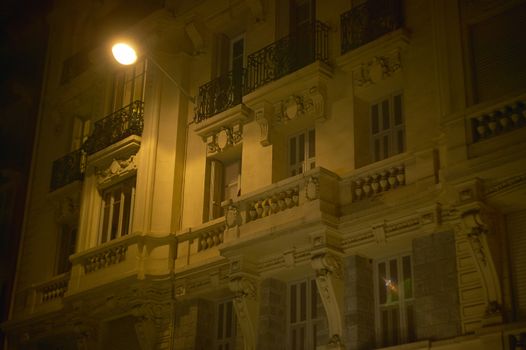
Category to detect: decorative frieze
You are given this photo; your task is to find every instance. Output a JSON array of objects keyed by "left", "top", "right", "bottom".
[
  {"left": 83, "top": 244, "right": 128, "bottom": 273},
  {"left": 96, "top": 154, "right": 137, "bottom": 186},
  {"left": 485, "top": 172, "right": 526, "bottom": 197},
  {"left": 353, "top": 52, "right": 402, "bottom": 87},
  {"left": 206, "top": 125, "right": 242, "bottom": 156},
  {"left": 352, "top": 165, "right": 405, "bottom": 201},
  {"left": 274, "top": 86, "right": 326, "bottom": 124}
]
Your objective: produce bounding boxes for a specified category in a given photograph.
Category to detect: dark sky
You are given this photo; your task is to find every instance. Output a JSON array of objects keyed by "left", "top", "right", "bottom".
[{"left": 0, "top": 0, "right": 53, "bottom": 172}]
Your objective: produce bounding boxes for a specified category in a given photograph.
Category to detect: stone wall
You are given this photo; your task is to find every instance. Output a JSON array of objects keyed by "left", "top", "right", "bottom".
[
  {"left": 413, "top": 231, "right": 461, "bottom": 340},
  {"left": 258, "top": 278, "right": 287, "bottom": 350},
  {"left": 344, "top": 255, "right": 375, "bottom": 350}
]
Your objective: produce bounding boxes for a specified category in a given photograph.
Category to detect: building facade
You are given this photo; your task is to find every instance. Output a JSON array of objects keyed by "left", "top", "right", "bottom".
[{"left": 3, "top": 0, "right": 526, "bottom": 349}]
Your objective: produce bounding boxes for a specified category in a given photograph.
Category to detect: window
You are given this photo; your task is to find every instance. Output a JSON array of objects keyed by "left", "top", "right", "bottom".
[
  {"left": 230, "top": 35, "right": 244, "bottom": 98},
  {"left": 468, "top": 2, "right": 526, "bottom": 103},
  {"left": 217, "top": 299, "right": 236, "bottom": 350},
  {"left": 375, "top": 254, "right": 414, "bottom": 347},
  {"left": 291, "top": 0, "right": 315, "bottom": 31},
  {"left": 371, "top": 93, "right": 404, "bottom": 162},
  {"left": 71, "top": 116, "right": 91, "bottom": 151},
  {"left": 288, "top": 278, "right": 328, "bottom": 350},
  {"left": 111, "top": 59, "right": 146, "bottom": 112},
  {"left": 289, "top": 129, "right": 316, "bottom": 176},
  {"left": 55, "top": 225, "right": 77, "bottom": 275},
  {"left": 205, "top": 156, "right": 241, "bottom": 222},
  {"left": 99, "top": 177, "right": 136, "bottom": 244}
]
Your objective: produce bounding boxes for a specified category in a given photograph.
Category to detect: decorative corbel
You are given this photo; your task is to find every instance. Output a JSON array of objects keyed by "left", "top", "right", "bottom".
[
  {"left": 74, "top": 323, "right": 99, "bottom": 350},
  {"left": 229, "top": 275, "right": 259, "bottom": 350},
  {"left": 461, "top": 209, "right": 503, "bottom": 325},
  {"left": 254, "top": 101, "right": 273, "bottom": 146},
  {"left": 311, "top": 253, "right": 345, "bottom": 349},
  {"left": 132, "top": 302, "right": 172, "bottom": 350}
]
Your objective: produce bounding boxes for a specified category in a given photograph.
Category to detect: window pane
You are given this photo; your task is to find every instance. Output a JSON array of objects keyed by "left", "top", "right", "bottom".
[
  {"left": 102, "top": 198, "right": 110, "bottom": 243},
  {"left": 402, "top": 256, "right": 412, "bottom": 299},
  {"left": 218, "top": 303, "right": 224, "bottom": 339},
  {"left": 299, "top": 326, "right": 305, "bottom": 350},
  {"left": 308, "top": 129, "right": 315, "bottom": 158},
  {"left": 291, "top": 329, "right": 296, "bottom": 350},
  {"left": 389, "top": 259, "right": 399, "bottom": 302},
  {"left": 121, "top": 187, "right": 132, "bottom": 236},
  {"left": 111, "top": 191, "right": 121, "bottom": 240},
  {"left": 226, "top": 301, "right": 233, "bottom": 337},
  {"left": 299, "top": 134, "right": 305, "bottom": 162},
  {"left": 381, "top": 309, "right": 389, "bottom": 346},
  {"left": 291, "top": 284, "right": 297, "bottom": 323},
  {"left": 406, "top": 304, "right": 415, "bottom": 341},
  {"left": 383, "top": 135, "right": 389, "bottom": 159},
  {"left": 290, "top": 137, "right": 296, "bottom": 165},
  {"left": 374, "top": 139, "right": 381, "bottom": 162},
  {"left": 311, "top": 280, "right": 317, "bottom": 319},
  {"left": 300, "top": 281, "right": 306, "bottom": 321},
  {"left": 378, "top": 262, "right": 387, "bottom": 304},
  {"left": 371, "top": 104, "right": 379, "bottom": 134},
  {"left": 394, "top": 94, "right": 403, "bottom": 125},
  {"left": 391, "top": 307, "right": 400, "bottom": 345},
  {"left": 382, "top": 99, "right": 390, "bottom": 130},
  {"left": 397, "top": 129, "right": 405, "bottom": 154}
]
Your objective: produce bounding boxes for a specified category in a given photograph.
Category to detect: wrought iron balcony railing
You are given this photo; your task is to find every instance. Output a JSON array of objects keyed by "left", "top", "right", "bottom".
[
  {"left": 83, "top": 100, "right": 144, "bottom": 155},
  {"left": 194, "top": 69, "right": 244, "bottom": 123},
  {"left": 245, "top": 21, "right": 330, "bottom": 94},
  {"left": 50, "top": 148, "right": 85, "bottom": 191},
  {"left": 341, "top": 0, "right": 403, "bottom": 54}
]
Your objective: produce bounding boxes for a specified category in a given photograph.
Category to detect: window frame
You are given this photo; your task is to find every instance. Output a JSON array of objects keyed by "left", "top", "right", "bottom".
[
  {"left": 98, "top": 176, "right": 136, "bottom": 244},
  {"left": 370, "top": 92, "right": 405, "bottom": 163},
  {"left": 216, "top": 298, "right": 237, "bottom": 350},
  {"left": 111, "top": 59, "right": 146, "bottom": 113},
  {"left": 373, "top": 253, "right": 415, "bottom": 347},
  {"left": 288, "top": 128, "right": 316, "bottom": 177},
  {"left": 287, "top": 277, "right": 327, "bottom": 350}
]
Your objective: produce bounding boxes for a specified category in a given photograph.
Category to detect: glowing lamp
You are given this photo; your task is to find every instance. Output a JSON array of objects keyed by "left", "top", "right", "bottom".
[{"left": 111, "top": 43, "right": 138, "bottom": 65}]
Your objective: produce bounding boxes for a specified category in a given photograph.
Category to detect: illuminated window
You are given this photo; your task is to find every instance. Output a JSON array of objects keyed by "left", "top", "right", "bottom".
[
  {"left": 371, "top": 93, "right": 405, "bottom": 162},
  {"left": 99, "top": 177, "right": 136, "bottom": 244},
  {"left": 375, "top": 254, "right": 414, "bottom": 347},
  {"left": 217, "top": 299, "right": 237, "bottom": 350},
  {"left": 288, "top": 278, "right": 327, "bottom": 350},
  {"left": 112, "top": 59, "right": 146, "bottom": 111},
  {"left": 289, "top": 128, "right": 316, "bottom": 176}
]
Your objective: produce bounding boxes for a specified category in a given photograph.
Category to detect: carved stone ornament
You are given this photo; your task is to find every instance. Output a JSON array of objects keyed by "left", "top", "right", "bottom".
[
  {"left": 311, "top": 253, "right": 345, "bottom": 349},
  {"left": 275, "top": 86, "right": 325, "bottom": 124},
  {"left": 305, "top": 176, "right": 319, "bottom": 200},
  {"left": 255, "top": 106, "right": 271, "bottom": 146},
  {"left": 225, "top": 205, "right": 241, "bottom": 228},
  {"left": 97, "top": 154, "right": 137, "bottom": 185},
  {"left": 460, "top": 209, "right": 503, "bottom": 324},
  {"left": 206, "top": 125, "right": 242, "bottom": 156},
  {"left": 229, "top": 276, "right": 259, "bottom": 350},
  {"left": 354, "top": 51, "right": 402, "bottom": 87}
]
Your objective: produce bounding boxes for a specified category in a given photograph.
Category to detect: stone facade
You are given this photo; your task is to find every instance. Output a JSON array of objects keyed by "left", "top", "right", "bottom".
[{"left": 3, "top": 0, "right": 526, "bottom": 349}]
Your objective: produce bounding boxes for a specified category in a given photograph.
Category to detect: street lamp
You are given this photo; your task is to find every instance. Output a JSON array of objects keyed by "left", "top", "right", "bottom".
[{"left": 111, "top": 41, "right": 195, "bottom": 104}]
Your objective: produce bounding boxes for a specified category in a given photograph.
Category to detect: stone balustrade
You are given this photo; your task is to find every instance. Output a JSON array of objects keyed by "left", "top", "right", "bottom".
[
  {"left": 34, "top": 273, "right": 70, "bottom": 305},
  {"left": 351, "top": 164, "right": 405, "bottom": 201},
  {"left": 82, "top": 242, "right": 128, "bottom": 273},
  {"left": 470, "top": 95, "right": 526, "bottom": 143},
  {"left": 224, "top": 167, "right": 339, "bottom": 227},
  {"left": 197, "top": 222, "right": 225, "bottom": 252}
]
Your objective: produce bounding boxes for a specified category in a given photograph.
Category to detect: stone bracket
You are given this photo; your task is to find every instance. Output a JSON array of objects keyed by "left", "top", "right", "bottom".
[
  {"left": 229, "top": 274, "right": 259, "bottom": 350},
  {"left": 311, "top": 252, "right": 345, "bottom": 349}
]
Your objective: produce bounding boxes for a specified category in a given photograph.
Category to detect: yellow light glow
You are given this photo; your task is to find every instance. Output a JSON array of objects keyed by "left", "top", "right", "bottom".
[{"left": 112, "top": 43, "right": 138, "bottom": 65}]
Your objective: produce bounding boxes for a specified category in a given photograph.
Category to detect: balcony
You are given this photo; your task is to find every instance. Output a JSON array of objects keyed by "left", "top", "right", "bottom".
[
  {"left": 195, "top": 69, "right": 244, "bottom": 123},
  {"left": 341, "top": 0, "right": 403, "bottom": 54},
  {"left": 50, "top": 149, "right": 85, "bottom": 191},
  {"left": 245, "top": 21, "right": 329, "bottom": 94},
  {"left": 83, "top": 100, "right": 144, "bottom": 155}
]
